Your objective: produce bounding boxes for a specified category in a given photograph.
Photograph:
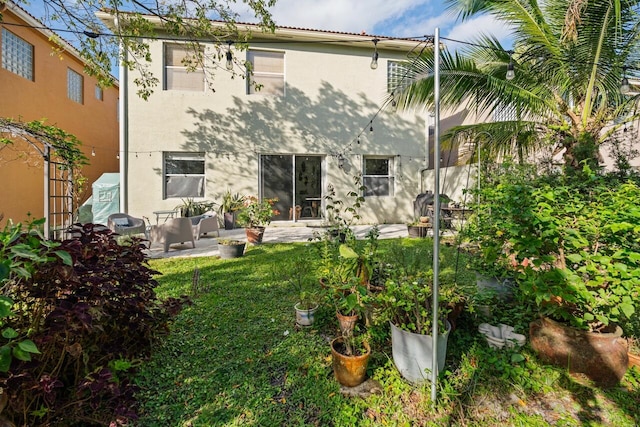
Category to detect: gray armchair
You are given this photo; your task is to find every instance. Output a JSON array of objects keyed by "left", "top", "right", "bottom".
[
  {"left": 107, "top": 213, "right": 146, "bottom": 236},
  {"left": 149, "top": 217, "right": 196, "bottom": 252},
  {"left": 191, "top": 212, "right": 220, "bottom": 240}
]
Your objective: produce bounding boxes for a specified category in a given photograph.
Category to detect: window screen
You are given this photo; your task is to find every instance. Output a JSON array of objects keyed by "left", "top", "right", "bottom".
[
  {"left": 164, "top": 152, "right": 205, "bottom": 198},
  {"left": 247, "top": 50, "right": 284, "bottom": 95},
  {"left": 363, "top": 157, "right": 394, "bottom": 197},
  {"left": 164, "top": 43, "right": 205, "bottom": 91}
]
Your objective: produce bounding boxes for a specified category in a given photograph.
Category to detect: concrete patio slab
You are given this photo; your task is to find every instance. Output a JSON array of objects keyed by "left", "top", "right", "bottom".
[{"left": 144, "top": 224, "right": 411, "bottom": 259}]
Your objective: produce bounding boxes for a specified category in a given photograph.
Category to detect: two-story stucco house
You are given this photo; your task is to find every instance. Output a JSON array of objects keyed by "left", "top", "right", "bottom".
[
  {"left": 0, "top": 1, "right": 119, "bottom": 228},
  {"left": 98, "top": 12, "right": 474, "bottom": 225}
]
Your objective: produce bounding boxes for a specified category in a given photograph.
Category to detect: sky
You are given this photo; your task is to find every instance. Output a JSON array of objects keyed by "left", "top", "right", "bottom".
[{"left": 233, "top": 0, "right": 513, "bottom": 50}]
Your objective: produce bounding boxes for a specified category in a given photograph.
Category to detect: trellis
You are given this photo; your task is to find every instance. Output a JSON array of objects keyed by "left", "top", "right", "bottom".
[{"left": 1, "top": 119, "right": 84, "bottom": 240}]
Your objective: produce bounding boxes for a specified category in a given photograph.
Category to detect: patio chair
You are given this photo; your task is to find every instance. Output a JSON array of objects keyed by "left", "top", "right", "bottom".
[
  {"left": 107, "top": 213, "right": 146, "bottom": 236},
  {"left": 149, "top": 217, "right": 196, "bottom": 252},
  {"left": 191, "top": 212, "right": 220, "bottom": 240}
]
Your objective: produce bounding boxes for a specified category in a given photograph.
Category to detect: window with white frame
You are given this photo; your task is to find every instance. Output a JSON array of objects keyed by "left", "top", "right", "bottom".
[
  {"left": 247, "top": 50, "right": 284, "bottom": 95},
  {"left": 387, "top": 60, "right": 409, "bottom": 93},
  {"left": 363, "top": 157, "right": 394, "bottom": 197},
  {"left": 164, "top": 152, "right": 205, "bottom": 198},
  {"left": 1, "top": 28, "right": 34, "bottom": 80},
  {"left": 67, "top": 68, "right": 84, "bottom": 103},
  {"left": 95, "top": 84, "right": 103, "bottom": 101},
  {"left": 164, "top": 43, "right": 205, "bottom": 91}
]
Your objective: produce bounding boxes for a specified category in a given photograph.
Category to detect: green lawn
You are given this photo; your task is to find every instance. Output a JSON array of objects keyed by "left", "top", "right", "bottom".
[{"left": 135, "top": 239, "right": 640, "bottom": 426}]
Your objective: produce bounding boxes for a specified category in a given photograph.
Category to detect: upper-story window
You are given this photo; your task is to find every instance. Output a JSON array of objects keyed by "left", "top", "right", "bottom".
[
  {"left": 247, "top": 50, "right": 284, "bottom": 96},
  {"left": 387, "top": 60, "right": 409, "bottom": 93},
  {"left": 95, "top": 84, "right": 103, "bottom": 101},
  {"left": 363, "top": 157, "right": 395, "bottom": 197},
  {"left": 1, "top": 28, "right": 34, "bottom": 81},
  {"left": 164, "top": 43, "right": 205, "bottom": 91},
  {"left": 164, "top": 152, "right": 205, "bottom": 198},
  {"left": 67, "top": 68, "right": 84, "bottom": 104}
]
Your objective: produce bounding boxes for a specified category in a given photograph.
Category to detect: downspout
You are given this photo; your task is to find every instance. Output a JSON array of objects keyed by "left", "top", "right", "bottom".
[
  {"left": 117, "top": 17, "right": 129, "bottom": 213},
  {"left": 419, "top": 112, "right": 434, "bottom": 193}
]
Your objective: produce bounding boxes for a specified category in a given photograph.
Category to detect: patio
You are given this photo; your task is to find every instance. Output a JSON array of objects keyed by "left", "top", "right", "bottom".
[{"left": 144, "top": 223, "right": 412, "bottom": 259}]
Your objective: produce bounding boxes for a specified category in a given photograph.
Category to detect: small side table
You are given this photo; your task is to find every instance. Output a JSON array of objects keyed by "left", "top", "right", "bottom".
[{"left": 152, "top": 209, "right": 178, "bottom": 224}]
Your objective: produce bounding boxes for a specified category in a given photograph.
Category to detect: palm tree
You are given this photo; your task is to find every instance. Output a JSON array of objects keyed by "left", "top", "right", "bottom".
[{"left": 392, "top": 0, "right": 640, "bottom": 172}]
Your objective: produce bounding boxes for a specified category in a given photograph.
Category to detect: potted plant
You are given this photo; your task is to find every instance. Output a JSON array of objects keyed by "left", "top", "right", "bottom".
[
  {"left": 287, "top": 255, "right": 320, "bottom": 327},
  {"left": 217, "top": 239, "right": 246, "bottom": 259},
  {"left": 322, "top": 175, "right": 365, "bottom": 242},
  {"left": 374, "top": 267, "right": 463, "bottom": 384},
  {"left": 330, "top": 326, "right": 371, "bottom": 387},
  {"left": 466, "top": 163, "right": 640, "bottom": 386},
  {"left": 235, "top": 196, "right": 279, "bottom": 244},
  {"left": 406, "top": 217, "right": 430, "bottom": 238},
  {"left": 315, "top": 226, "right": 380, "bottom": 330},
  {"left": 175, "top": 198, "right": 215, "bottom": 218},
  {"left": 217, "top": 189, "right": 243, "bottom": 230}
]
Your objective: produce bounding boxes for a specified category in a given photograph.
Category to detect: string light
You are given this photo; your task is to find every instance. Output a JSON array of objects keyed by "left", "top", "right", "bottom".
[
  {"left": 91, "top": 147, "right": 96, "bottom": 156},
  {"left": 621, "top": 67, "right": 631, "bottom": 94},
  {"left": 225, "top": 41, "right": 234, "bottom": 70},
  {"left": 370, "top": 38, "right": 379, "bottom": 70},
  {"left": 506, "top": 51, "right": 515, "bottom": 80}
]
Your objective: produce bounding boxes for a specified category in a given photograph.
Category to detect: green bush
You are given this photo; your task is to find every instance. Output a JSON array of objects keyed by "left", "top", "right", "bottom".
[
  {"left": 0, "top": 222, "right": 189, "bottom": 426},
  {"left": 464, "top": 165, "right": 640, "bottom": 331}
]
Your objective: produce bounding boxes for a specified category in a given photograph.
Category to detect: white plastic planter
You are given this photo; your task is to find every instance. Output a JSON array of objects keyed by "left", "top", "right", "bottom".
[
  {"left": 294, "top": 303, "right": 318, "bottom": 326},
  {"left": 390, "top": 320, "right": 451, "bottom": 384}
]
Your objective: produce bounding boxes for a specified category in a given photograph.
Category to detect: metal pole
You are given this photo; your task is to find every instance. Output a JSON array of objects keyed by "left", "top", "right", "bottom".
[
  {"left": 43, "top": 145, "right": 50, "bottom": 240},
  {"left": 431, "top": 27, "right": 441, "bottom": 404},
  {"left": 477, "top": 140, "right": 480, "bottom": 206}
]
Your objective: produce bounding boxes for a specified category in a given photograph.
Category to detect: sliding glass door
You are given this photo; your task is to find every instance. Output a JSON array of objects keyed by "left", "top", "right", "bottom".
[{"left": 261, "top": 155, "right": 323, "bottom": 222}]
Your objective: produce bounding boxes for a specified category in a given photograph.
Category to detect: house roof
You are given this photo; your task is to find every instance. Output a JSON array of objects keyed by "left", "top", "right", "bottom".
[{"left": 95, "top": 10, "right": 431, "bottom": 53}]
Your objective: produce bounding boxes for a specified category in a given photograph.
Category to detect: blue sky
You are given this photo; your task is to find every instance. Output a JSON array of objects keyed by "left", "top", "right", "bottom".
[
  {"left": 234, "top": 0, "right": 513, "bottom": 49},
  {"left": 22, "top": 0, "right": 513, "bottom": 67}
]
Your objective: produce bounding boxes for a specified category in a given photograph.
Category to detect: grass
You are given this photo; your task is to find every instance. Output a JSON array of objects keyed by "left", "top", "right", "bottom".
[{"left": 135, "top": 238, "right": 640, "bottom": 426}]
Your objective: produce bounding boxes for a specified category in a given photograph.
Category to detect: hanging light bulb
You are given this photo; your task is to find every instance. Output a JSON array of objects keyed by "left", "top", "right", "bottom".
[
  {"left": 116, "top": 152, "right": 120, "bottom": 160},
  {"left": 91, "top": 147, "right": 96, "bottom": 156},
  {"left": 370, "top": 38, "right": 379, "bottom": 70},
  {"left": 621, "top": 67, "right": 630, "bottom": 94},
  {"left": 225, "top": 41, "right": 234, "bottom": 70},
  {"left": 506, "top": 54, "right": 515, "bottom": 80}
]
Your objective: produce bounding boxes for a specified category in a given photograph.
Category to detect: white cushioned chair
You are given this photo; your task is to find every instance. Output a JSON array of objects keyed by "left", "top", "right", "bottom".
[
  {"left": 107, "top": 213, "right": 146, "bottom": 236},
  {"left": 191, "top": 212, "right": 220, "bottom": 240},
  {"left": 149, "top": 217, "right": 196, "bottom": 253}
]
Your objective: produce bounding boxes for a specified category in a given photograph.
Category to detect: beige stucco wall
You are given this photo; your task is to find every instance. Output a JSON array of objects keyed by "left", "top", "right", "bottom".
[{"left": 124, "top": 35, "right": 472, "bottom": 224}]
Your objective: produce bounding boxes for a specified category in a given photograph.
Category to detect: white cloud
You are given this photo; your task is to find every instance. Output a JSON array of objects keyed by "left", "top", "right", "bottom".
[
  {"left": 444, "top": 15, "right": 514, "bottom": 50},
  {"left": 233, "top": 0, "right": 513, "bottom": 49},
  {"left": 234, "top": 0, "right": 431, "bottom": 35}
]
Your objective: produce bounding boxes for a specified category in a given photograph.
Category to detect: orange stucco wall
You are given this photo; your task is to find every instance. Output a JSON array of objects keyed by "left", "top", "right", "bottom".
[{"left": 0, "top": 6, "right": 119, "bottom": 226}]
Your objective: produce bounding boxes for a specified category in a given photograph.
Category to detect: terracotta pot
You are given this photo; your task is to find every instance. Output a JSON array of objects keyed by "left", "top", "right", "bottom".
[
  {"left": 529, "top": 317, "right": 628, "bottom": 387},
  {"left": 336, "top": 311, "right": 358, "bottom": 336},
  {"left": 407, "top": 224, "right": 429, "bottom": 238},
  {"left": 628, "top": 352, "right": 640, "bottom": 369},
  {"left": 330, "top": 337, "right": 370, "bottom": 387},
  {"left": 245, "top": 226, "right": 265, "bottom": 244}
]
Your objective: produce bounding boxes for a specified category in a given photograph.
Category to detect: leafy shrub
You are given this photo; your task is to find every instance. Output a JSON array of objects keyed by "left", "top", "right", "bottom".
[
  {"left": 463, "top": 164, "right": 640, "bottom": 332},
  {"left": 0, "top": 222, "right": 189, "bottom": 426}
]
